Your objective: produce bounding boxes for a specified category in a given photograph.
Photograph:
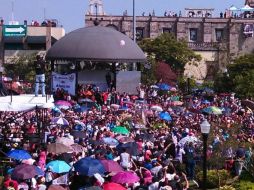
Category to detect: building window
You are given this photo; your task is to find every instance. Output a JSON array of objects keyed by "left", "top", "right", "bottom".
[
  {"left": 189, "top": 28, "right": 198, "bottom": 42},
  {"left": 215, "top": 29, "right": 224, "bottom": 41},
  {"left": 163, "top": 28, "right": 172, "bottom": 33},
  {"left": 136, "top": 27, "right": 144, "bottom": 40}
]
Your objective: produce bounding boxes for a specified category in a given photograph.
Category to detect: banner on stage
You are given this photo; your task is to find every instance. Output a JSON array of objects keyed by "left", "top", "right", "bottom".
[{"left": 52, "top": 72, "right": 76, "bottom": 95}]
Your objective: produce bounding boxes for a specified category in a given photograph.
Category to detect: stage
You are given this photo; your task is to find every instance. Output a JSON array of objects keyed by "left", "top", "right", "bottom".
[{"left": 0, "top": 94, "right": 54, "bottom": 112}]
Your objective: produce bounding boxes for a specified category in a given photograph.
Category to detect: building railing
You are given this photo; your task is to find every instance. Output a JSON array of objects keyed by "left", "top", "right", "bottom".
[{"left": 187, "top": 42, "right": 227, "bottom": 51}]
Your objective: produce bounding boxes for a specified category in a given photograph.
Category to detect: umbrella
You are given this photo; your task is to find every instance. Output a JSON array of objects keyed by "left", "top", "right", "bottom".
[
  {"left": 157, "top": 83, "right": 171, "bottom": 91},
  {"left": 159, "top": 112, "right": 172, "bottom": 121},
  {"left": 46, "top": 160, "right": 71, "bottom": 173},
  {"left": 118, "top": 136, "right": 135, "bottom": 143},
  {"left": 116, "top": 142, "right": 140, "bottom": 156},
  {"left": 71, "top": 143, "right": 85, "bottom": 153},
  {"left": 242, "top": 99, "right": 254, "bottom": 110},
  {"left": 202, "top": 100, "right": 210, "bottom": 104},
  {"left": 74, "top": 157, "right": 106, "bottom": 176},
  {"left": 151, "top": 105, "right": 163, "bottom": 112},
  {"left": 48, "top": 185, "right": 66, "bottom": 190},
  {"left": 178, "top": 136, "right": 199, "bottom": 146},
  {"left": 74, "top": 105, "right": 90, "bottom": 113},
  {"left": 51, "top": 117, "right": 69, "bottom": 126},
  {"left": 55, "top": 100, "right": 72, "bottom": 109},
  {"left": 84, "top": 186, "right": 103, "bottom": 190},
  {"left": 78, "top": 98, "right": 94, "bottom": 103},
  {"left": 136, "top": 133, "right": 155, "bottom": 142},
  {"left": 111, "top": 104, "right": 120, "bottom": 109},
  {"left": 47, "top": 143, "right": 73, "bottom": 154},
  {"left": 150, "top": 85, "right": 159, "bottom": 89},
  {"left": 103, "top": 137, "right": 119, "bottom": 146},
  {"left": 89, "top": 140, "right": 104, "bottom": 146},
  {"left": 171, "top": 101, "right": 183, "bottom": 106},
  {"left": 111, "top": 171, "right": 140, "bottom": 184},
  {"left": 100, "top": 160, "right": 123, "bottom": 173},
  {"left": 56, "top": 137, "right": 74, "bottom": 146},
  {"left": 57, "top": 153, "right": 72, "bottom": 164},
  {"left": 7, "top": 149, "right": 31, "bottom": 160},
  {"left": 202, "top": 106, "right": 222, "bottom": 115},
  {"left": 111, "top": 126, "right": 129, "bottom": 135},
  {"left": 103, "top": 182, "right": 126, "bottom": 190},
  {"left": 71, "top": 131, "right": 87, "bottom": 138},
  {"left": 12, "top": 164, "right": 38, "bottom": 180}
]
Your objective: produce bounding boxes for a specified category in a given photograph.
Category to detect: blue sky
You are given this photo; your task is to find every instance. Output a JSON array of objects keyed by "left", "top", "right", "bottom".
[{"left": 0, "top": 0, "right": 244, "bottom": 32}]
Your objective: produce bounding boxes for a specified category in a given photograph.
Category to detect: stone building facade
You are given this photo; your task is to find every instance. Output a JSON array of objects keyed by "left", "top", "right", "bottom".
[{"left": 85, "top": 1, "right": 254, "bottom": 79}]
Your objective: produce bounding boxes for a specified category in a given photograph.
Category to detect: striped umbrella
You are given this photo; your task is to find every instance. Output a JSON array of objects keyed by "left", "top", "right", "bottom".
[{"left": 51, "top": 117, "right": 69, "bottom": 126}]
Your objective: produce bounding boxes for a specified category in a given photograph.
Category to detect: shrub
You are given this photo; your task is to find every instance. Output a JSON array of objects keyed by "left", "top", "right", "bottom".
[{"left": 196, "top": 169, "right": 230, "bottom": 189}]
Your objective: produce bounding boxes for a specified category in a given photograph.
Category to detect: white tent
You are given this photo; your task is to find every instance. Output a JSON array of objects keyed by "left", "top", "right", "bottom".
[
  {"left": 0, "top": 94, "right": 54, "bottom": 112},
  {"left": 241, "top": 5, "right": 254, "bottom": 11},
  {"left": 229, "top": 6, "right": 239, "bottom": 11}
]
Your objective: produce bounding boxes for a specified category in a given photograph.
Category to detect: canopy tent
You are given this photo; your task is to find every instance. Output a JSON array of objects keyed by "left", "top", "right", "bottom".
[
  {"left": 241, "top": 5, "right": 254, "bottom": 11},
  {"left": 46, "top": 26, "right": 147, "bottom": 63},
  {"left": 229, "top": 6, "right": 239, "bottom": 11},
  {"left": 0, "top": 94, "right": 54, "bottom": 112}
]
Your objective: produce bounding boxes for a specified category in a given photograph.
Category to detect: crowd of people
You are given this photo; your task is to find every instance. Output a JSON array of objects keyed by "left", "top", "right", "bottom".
[{"left": 0, "top": 83, "right": 253, "bottom": 190}]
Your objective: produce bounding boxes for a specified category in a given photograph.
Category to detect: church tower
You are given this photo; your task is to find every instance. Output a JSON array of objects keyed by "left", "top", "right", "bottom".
[{"left": 88, "top": 0, "right": 105, "bottom": 15}]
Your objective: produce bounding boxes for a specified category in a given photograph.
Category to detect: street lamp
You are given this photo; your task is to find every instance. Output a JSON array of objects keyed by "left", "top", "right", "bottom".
[{"left": 200, "top": 119, "right": 211, "bottom": 190}]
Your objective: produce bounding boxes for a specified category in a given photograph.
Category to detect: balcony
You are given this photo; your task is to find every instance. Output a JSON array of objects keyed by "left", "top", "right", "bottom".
[{"left": 187, "top": 42, "right": 226, "bottom": 51}]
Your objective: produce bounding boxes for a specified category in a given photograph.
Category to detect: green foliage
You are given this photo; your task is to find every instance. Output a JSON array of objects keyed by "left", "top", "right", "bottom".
[
  {"left": 177, "top": 76, "right": 197, "bottom": 93},
  {"left": 214, "top": 54, "right": 254, "bottom": 98},
  {"left": 140, "top": 57, "right": 157, "bottom": 85},
  {"left": 139, "top": 33, "right": 201, "bottom": 73},
  {"left": 4, "top": 53, "right": 37, "bottom": 82},
  {"left": 220, "top": 185, "right": 236, "bottom": 190},
  {"left": 196, "top": 169, "right": 230, "bottom": 188},
  {"left": 233, "top": 172, "right": 254, "bottom": 190}
]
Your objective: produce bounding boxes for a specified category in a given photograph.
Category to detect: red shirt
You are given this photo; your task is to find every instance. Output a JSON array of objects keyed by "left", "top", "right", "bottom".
[{"left": 4, "top": 179, "right": 19, "bottom": 190}]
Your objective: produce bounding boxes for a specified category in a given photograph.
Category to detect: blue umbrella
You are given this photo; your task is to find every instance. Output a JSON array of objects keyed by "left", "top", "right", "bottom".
[
  {"left": 74, "top": 105, "right": 90, "bottom": 113},
  {"left": 159, "top": 112, "right": 172, "bottom": 121},
  {"left": 103, "top": 137, "right": 119, "bottom": 146},
  {"left": 7, "top": 149, "right": 31, "bottom": 160},
  {"left": 46, "top": 160, "right": 71, "bottom": 173},
  {"left": 74, "top": 157, "right": 105, "bottom": 176},
  {"left": 35, "top": 166, "right": 45, "bottom": 176},
  {"left": 157, "top": 83, "right": 171, "bottom": 91},
  {"left": 202, "top": 100, "right": 210, "bottom": 104}
]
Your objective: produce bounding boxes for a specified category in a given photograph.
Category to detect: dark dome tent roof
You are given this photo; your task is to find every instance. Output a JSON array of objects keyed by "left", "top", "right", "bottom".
[{"left": 46, "top": 26, "right": 146, "bottom": 63}]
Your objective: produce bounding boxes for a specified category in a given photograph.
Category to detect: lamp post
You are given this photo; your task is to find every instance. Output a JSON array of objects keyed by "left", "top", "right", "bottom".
[
  {"left": 200, "top": 119, "right": 211, "bottom": 190},
  {"left": 132, "top": 0, "right": 137, "bottom": 70}
]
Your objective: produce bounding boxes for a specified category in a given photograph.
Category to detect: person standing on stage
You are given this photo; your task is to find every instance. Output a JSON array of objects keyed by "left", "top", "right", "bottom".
[{"left": 34, "top": 55, "right": 46, "bottom": 97}]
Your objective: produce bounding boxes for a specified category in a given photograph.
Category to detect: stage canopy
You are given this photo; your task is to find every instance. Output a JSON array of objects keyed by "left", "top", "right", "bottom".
[
  {"left": 0, "top": 94, "right": 54, "bottom": 112},
  {"left": 46, "top": 26, "right": 147, "bottom": 63}
]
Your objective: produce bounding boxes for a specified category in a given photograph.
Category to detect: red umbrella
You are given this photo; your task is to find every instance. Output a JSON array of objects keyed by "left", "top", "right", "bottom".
[
  {"left": 103, "top": 182, "right": 126, "bottom": 190},
  {"left": 111, "top": 171, "right": 140, "bottom": 184},
  {"left": 100, "top": 160, "right": 123, "bottom": 173}
]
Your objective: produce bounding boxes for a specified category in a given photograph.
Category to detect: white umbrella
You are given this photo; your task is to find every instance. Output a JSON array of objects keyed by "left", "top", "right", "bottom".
[
  {"left": 151, "top": 105, "right": 163, "bottom": 112},
  {"left": 56, "top": 137, "right": 74, "bottom": 146},
  {"left": 241, "top": 5, "right": 254, "bottom": 11},
  {"left": 178, "top": 136, "right": 198, "bottom": 146},
  {"left": 150, "top": 85, "right": 159, "bottom": 89}
]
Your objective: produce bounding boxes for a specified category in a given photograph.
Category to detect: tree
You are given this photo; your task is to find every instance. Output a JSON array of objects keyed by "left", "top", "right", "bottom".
[
  {"left": 4, "top": 53, "right": 37, "bottom": 82},
  {"left": 139, "top": 33, "right": 201, "bottom": 73},
  {"left": 214, "top": 54, "right": 254, "bottom": 98}
]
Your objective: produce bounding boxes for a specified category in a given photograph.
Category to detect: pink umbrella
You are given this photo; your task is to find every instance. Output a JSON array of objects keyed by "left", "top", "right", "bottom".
[
  {"left": 100, "top": 160, "right": 123, "bottom": 173},
  {"left": 55, "top": 100, "right": 72, "bottom": 109},
  {"left": 111, "top": 171, "right": 140, "bottom": 184}
]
